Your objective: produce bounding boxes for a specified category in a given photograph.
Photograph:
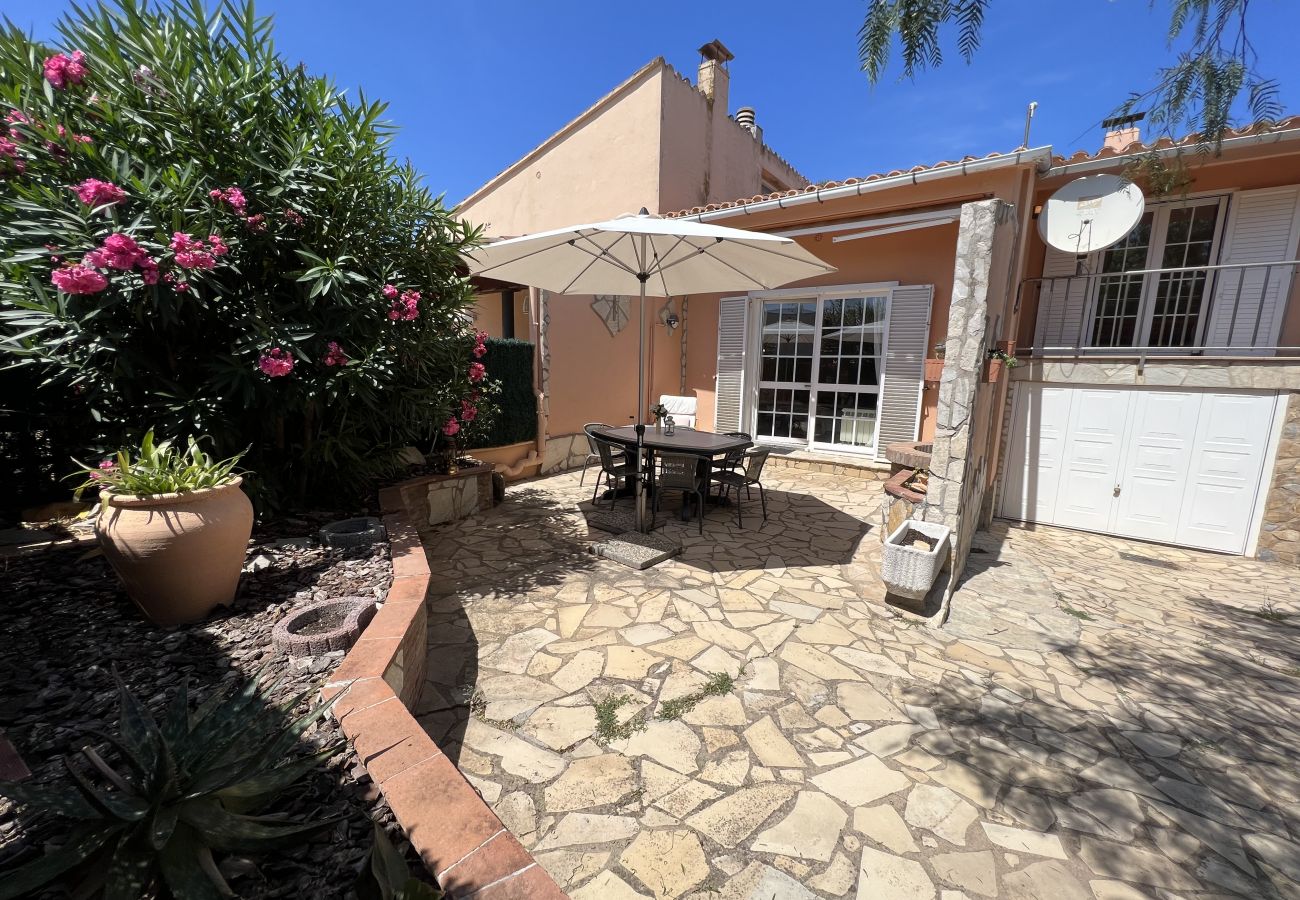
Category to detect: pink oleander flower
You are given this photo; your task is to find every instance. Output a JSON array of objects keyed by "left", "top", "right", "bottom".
[
  {"left": 139, "top": 257, "right": 159, "bottom": 285},
  {"left": 388, "top": 288, "right": 421, "bottom": 321},
  {"left": 257, "top": 347, "right": 294, "bottom": 377},
  {"left": 209, "top": 185, "right": 247, "bottom": 215},
  {"left": 208, "top": 234, "right": 229, "bottom": 257},
  {"left": 85, "top": 233, "right": 148, "bottom": 270},
  {"left": 322, "top": 341, "right": 348, "bottom": 367},
  {"left": 43, "top": 51, "right": 88, "bottom": 90},
  {"left": 171, "top": 232, "right": 216, "bottom": 270},
  {"left": 71, "top": 178, "right": 126, "bottom": 207},
  {"left": 468, "top": 362, "right": 486, "bottom": 383},
  {"left": 51, "top": 263, "right": 108, "bottom": 294},
  {"left": 475, "top": 329, "right": 489, "bottom": 344},
  {"left": 0, "top": 138, "right": 16, "bottom": 158},
  {"left": 472, "top": 341, "right": 487, "bottom": 358},
  {"left": 381, "top": 284, "right": 399, "bottom": 300},
  {"left": 244, "top": 213, "right": 266, "bottom": 232},
  {"left": 442, "top": 417, "right": 461, "bottom": 437},
  {"left": 460, "top": 399, "right": 478, "bottom": 423},
  {"left": 283, "top": 208, "right": 304, "bottom": 226},
  {"left": 6, "top": 110, "right": 30, "bottom": 141}
]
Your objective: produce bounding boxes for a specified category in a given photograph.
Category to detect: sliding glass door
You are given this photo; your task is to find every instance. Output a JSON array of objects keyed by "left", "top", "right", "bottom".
[{"left": 754, "top": 293, "right": 887, "bottom": 453}]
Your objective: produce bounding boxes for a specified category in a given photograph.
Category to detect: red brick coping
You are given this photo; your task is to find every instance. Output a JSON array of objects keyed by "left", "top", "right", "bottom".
[{"left": 324, "top": 509, "right": 566, "bottom": 899}]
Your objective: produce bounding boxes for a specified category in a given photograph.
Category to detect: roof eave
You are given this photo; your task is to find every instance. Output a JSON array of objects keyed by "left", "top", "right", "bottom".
[{"left": 675, "top": 147, "right": 1054, "bottom": 223}]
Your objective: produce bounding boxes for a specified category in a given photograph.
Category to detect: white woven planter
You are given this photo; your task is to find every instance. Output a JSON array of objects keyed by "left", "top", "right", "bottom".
[{"left": 882, "top": 519, "right": 951, "bottom": 600}]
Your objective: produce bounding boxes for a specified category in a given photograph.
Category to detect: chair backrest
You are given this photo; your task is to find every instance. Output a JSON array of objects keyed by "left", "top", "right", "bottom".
[
  {"left": 594, "top": 436, "right": 622, "bottom": 470},
  {"left": 722, "top": 432, "right": 751, "bottom": 466},
  {"left": 657, "top": 453, "right": 704, "bottom": 491},
  {"left": 584, "top": 422, "right": 610, "bottom": 455},
  {"left": 742, "top": 448, "right": 770, "bottom": 482},
  {"left": 659, "top": 395, "right": 697, "bottom": 417}
]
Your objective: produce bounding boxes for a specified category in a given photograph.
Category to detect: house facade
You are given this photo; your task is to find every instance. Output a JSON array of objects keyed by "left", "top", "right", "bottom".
[
  {"left": 460, "top": 42, "right": 806, "bottom": 456},
  {"left": 458, "top": 44, "right": 1300, "bottom": 575}
]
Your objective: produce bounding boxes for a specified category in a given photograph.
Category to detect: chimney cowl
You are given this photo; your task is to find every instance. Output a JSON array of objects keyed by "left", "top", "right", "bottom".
[
  {"left": 1101, "top": 112, "right": 1144, "bottom": 152},
  {"left": 735, "top": 106, "right": 758, "bottom": 138}
]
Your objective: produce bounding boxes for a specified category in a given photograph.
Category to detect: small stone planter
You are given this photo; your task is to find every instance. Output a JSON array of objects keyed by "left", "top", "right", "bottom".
[
  {"left": 273, "top": 596, "right": 376, "bottom": 657},
  {"left": 319, "top": 517, "right": 386, "bottom": 550},
  {"left": 882, "top": 519, "right": 950, "bottom": 601}
]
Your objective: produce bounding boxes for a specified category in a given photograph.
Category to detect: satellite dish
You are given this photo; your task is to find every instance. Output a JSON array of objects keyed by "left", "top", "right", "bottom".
[{"left": 1038, "top": 174, "right": 1145, "bottom": 255}]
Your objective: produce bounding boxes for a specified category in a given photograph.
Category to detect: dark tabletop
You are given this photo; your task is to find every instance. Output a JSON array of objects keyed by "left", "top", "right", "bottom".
[{"left": 593, "top": 425, "right": 752, "bottom": 456}]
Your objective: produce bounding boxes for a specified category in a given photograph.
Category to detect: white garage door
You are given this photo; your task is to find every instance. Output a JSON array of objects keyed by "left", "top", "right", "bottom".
[{"left": 1000, "top": 385, "right": 1278, "bottom": 554}]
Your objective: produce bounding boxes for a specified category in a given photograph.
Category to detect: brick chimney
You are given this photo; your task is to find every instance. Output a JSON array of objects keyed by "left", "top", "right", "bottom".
[
  {"left": 1102, "top": 112, "right": 1144, "bottom": 152},
  {"left": 697, "top": 39, "right": 733, "bottom": 111}
]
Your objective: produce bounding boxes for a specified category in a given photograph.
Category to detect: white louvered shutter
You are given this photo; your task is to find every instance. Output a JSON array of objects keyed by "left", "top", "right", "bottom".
[
  {"left": 876, "top": 284, "right": 933, "bottom": 458},
  {"left": 1205, "top": 186, "right": 1300, "bottom": 354},
  {"left": 1033, "top": 247, "right": 1090, "bottom": 351},
  {"left": 714, "top": 297, "right": 748, "bottom": 432}
]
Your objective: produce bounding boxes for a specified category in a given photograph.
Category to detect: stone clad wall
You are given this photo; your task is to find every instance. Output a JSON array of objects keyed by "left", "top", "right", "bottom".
[
  {"left": 922, "top": 199, "right": 1019, "bottom": 612},
  {"left": 1258, "top": 391, "right": 1300, "bottom": 565}
]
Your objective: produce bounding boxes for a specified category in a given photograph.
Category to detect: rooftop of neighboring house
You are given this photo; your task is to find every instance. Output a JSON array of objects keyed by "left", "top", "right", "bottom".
[
  {"left": 458, "top": 41, "right": 809, "bottom": 214},
  {"left": 664, "top": 114, "right": 1300, "bottom": 219}
]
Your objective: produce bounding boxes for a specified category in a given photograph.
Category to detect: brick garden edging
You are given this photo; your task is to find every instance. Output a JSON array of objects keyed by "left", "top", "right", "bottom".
[{"left": 324, "top": 508, "right": 566, "bottom": 899}]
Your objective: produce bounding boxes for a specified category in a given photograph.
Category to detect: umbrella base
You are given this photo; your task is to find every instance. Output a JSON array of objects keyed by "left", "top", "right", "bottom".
[{"left": 590, "top": 531, "right": 680, "bottom": 570}]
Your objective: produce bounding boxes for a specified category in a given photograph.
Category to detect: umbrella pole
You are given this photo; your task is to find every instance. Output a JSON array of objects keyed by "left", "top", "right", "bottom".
[{"left": 634, "top": 239, "right": 648, "bottom": 533}]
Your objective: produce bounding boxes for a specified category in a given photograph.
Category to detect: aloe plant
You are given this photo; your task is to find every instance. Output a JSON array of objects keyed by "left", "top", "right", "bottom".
[
  {"left": 355, "top": 823, "right": 443, "bottom": 900},
  {"left": 74, "top": 428, "right": 246, "bottom": 497},
  {"left": 0, "top": 669, "right": 341, "bottom": 899}
]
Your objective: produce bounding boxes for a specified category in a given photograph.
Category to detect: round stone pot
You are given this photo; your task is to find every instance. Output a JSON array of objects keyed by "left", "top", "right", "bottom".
[
  {"left": 96, "top": 477, "right": 253, "bottom": 626},
  {"left": 272, "top": 597, "right": 376, "bottom": 657}
]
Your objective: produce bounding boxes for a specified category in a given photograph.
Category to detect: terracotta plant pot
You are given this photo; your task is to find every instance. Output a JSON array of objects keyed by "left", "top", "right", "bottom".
[{"left": 96, "top": 477, "right": 253, "bottom": 626}]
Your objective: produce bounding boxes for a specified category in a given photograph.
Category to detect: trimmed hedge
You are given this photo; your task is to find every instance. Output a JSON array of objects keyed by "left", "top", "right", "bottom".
[{"left": 466, "top": 338, "right": 536, "bottom": 449}]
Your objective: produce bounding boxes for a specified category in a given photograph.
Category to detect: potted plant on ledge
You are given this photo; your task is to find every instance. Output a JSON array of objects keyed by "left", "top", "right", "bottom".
[{"left": 76, "top": 430, "right": 251, "bottom": 626}]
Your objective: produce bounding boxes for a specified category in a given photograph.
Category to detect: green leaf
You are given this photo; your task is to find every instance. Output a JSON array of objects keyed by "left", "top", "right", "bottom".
[
  {"left": 0, "top": 823, "right": 121, "bottom": 900},
  {"left": 0, "top": 778, "right": 101, "bottom": 820},
  {"left": 178, "top": 799, "right": 339, "bottom": 853},
  {"left": 157, "top": 824, "right": 224, "bottom": 900}
]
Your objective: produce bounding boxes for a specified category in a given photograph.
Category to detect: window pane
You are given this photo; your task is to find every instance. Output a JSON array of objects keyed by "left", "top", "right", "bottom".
[{"left": 794, "top": 357, "right": 812, "bottom": 383}]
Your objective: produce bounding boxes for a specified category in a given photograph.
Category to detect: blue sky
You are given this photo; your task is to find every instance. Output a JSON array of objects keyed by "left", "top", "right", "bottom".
[{"left": 8, "top": 1, "right": 1299, "bottom": 206}]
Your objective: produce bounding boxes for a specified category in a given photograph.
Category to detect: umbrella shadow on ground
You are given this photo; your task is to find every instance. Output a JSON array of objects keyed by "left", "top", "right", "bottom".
[
  {"left": 624, "top": 486, "right": 873, "bottom": 574},
  {"left": 413, "top": 486, "right": 602, "bottom": 765}
]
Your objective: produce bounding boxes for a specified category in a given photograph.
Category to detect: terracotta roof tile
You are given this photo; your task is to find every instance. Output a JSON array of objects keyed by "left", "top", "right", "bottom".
[
  {"left": 1049, "top": 115, "right": 1300, "bottom": 166},
  {"left": 664, "top": 150, "right": 1018, "bottom": 218}
]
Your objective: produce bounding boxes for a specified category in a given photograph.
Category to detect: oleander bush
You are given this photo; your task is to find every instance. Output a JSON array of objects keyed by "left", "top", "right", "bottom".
[{"left": 0, "top": 0, "right": 485, "bottom": 509}]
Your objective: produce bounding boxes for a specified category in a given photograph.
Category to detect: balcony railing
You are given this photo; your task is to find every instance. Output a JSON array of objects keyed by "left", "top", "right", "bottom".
[{"left": 1019, "top": 260, "right": 1300, "bottom": 363}]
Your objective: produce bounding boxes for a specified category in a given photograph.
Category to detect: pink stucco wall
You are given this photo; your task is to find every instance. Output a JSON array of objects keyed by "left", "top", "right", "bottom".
[
  {"left": 682, "top": 168, "right": 1031, "bottom": 442},
  {"left": 460, "top": 56, "right": 810, "bottom": 442}
]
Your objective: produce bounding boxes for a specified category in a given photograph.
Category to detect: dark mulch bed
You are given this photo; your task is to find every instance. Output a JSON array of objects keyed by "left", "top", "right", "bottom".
[{"left": 0, "top": 513, "right": 429, "bottom": 899}]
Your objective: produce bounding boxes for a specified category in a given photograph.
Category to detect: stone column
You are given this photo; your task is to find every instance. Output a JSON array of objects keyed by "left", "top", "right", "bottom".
[
  {"left": 1257, "top": 391, "right": 1300, "bottom": 565},
  {"left": 922, "top": 199, "right": 1017, "bottom": 621}
]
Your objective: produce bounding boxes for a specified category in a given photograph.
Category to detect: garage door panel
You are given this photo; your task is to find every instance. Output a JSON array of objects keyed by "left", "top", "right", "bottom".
[
  {"left": 1113, "top": 391, "right": 1200, "bottom": 542},
  {"left": 1001, "top": 385, "right": 1071, "bottom": 522},
  {"left": 1176, "top": 393, "right": 1275, "bottom": 552},
  {"left": 1054, "top": 389, "right": 1130, "bottom": 531}
]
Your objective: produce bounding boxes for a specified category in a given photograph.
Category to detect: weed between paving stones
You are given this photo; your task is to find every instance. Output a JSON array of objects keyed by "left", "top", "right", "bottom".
[{"left": 594, "top": 670, "right": 739, "bottom": 744}]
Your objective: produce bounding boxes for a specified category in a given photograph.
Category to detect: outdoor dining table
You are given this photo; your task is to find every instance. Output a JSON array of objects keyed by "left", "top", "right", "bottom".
[{"left": 592, "top": 425, "right": 753, "bottom": 522}]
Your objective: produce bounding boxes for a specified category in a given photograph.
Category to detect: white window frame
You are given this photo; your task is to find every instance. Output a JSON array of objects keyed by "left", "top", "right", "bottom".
[
  {"left": 1080, "top": 194, "right": 1229, "bottom": 351},
  {"left": 741, "top": 282, "right": 897, "bottom": 457}
]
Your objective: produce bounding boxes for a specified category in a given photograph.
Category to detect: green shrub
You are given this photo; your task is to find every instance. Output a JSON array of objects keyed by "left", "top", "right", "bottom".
[
  {"left": 0, "top": 669, "right": 338, "bottom": 899},
  {"left": 0, "top": 0, "right": 484, "bottom": 509},
  {"left": 464, "top": 338, "right": 535, "bottom": 450}
]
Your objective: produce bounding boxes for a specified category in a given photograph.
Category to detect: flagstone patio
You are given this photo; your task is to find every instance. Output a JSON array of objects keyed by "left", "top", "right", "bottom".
[{"left": 414, "top": 467, "right": 1300, "bottom": 899}]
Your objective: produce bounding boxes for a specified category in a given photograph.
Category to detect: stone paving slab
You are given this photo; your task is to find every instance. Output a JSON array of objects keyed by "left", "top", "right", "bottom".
[{"left": 416, "top": 468, "right": 1300, "bottom": 899}]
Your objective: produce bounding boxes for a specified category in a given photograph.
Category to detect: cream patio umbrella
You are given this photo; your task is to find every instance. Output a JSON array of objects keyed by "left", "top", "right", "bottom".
[{"left": 463, "top": 208, "right": 835, "bottom": 531}]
